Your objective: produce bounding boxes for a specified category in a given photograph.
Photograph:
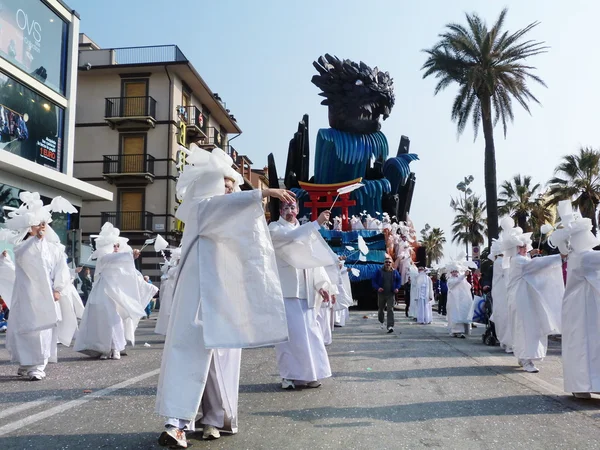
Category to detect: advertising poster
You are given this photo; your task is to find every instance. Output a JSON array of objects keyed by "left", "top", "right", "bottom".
[
  {"left": 0, "top": 0, "right": 68, "bottom": 94},
  {"left": 0, "top": 71, "right": 64, "bottom": 171}
]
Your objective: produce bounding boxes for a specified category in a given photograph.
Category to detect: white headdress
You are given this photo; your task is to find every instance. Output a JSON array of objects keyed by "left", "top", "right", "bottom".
[
  {"left": 548, "top": 200, "right": 600, "bottom": 254},
  {"left": 92, "top": 222, "right": 131, "bottom": 259},
  {"left": 175, "top": 144, "right": 244, "bottom": 223}
]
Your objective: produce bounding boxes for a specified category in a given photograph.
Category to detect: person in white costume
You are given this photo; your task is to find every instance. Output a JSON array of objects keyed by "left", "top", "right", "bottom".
[
  {"left": 414, "top": 266, "right": 434, "bottom": 324},
  {"left": 334, "top": 260, "right": 353, "bottom": 327},
  {"left": 4, "top": 191, "right": 79, "bottom": 380},
  {"left": 269, "top": 201, "right": 334, "bottom": 391},
  {"left": 548, "top": 201, "right": 600, "bottom": 398},
  {"left": 0, "top": 249, "right": 16, "bottom": 309},
  {"left": 504, "top": 227, "right": 564, "bottom": 373},
  {"left": 154, "top": 247, "right": 181, "bottom": 336},
  {"left": 74, "top": 223, "right": 157, "bottom": 360},
  {"left": 407, "top": 264, "right": 419, "bottom": 319},
  {"left": 446, "top": 264, "right": 473, "bottom": 338},
  {"left": 156, "top": 145, "right": 293, "bottom": 449}
]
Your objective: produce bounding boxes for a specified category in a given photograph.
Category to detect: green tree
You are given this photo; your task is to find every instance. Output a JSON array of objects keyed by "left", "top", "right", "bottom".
[
  {"left": 420, "top": 224, "right": 446, "bottom": 266},
  {"left": 450, "top": 195, "right": 487, "bottom": 254},
  {"left": 422, "top": 8, "right": 547, "bottom": 247},
  {"left": 498, "top": 174, "right": 549, "bottom": 232},
  {"left": 547, "top": 147, "right": 600, "bottom": 234}
]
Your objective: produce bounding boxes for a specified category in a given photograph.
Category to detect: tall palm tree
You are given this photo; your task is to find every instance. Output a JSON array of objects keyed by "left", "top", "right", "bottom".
[
  {"left": 420, "top": 224, "right": 446, "bottom": 266},
  {"left": 450, "top": 195, "right": 487, "bottom": 254},
  {"left": 498, "top": 174, "right": 549, "bottom": 231},
  {"left": 547, "top": 147, "right": 600, "bottom": 234},
  {"left": 422, "top": 8, "right": 547, "bottom": 247}
]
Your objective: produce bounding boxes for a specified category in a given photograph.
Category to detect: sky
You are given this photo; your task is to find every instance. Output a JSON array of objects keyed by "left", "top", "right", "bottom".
[{"left": 66, "top": 0, "right": 600, "bottom": 262}]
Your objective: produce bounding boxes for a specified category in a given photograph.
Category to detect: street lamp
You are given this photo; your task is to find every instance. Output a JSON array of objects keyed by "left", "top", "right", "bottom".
[{"left": 456, "top": 175, "right": 474, "bottom": 259}]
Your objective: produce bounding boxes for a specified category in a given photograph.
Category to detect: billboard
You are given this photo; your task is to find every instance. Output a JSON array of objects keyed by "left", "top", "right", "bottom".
[
  {"left": 0, "top": 0, "right": 69, "bottom": 94},
  {"left": 0, "top": 71, "right": 64, "bottom": 171}
]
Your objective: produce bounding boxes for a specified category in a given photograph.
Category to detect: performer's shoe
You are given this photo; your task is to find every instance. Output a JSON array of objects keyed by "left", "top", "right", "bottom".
[
  {"left": 305, "top": 381, "right": 322, "bottom": 388},
  {"left": 28, "top": 371, "right": 45, "bottom": 381},
  {"left": 523, "top": 361, "right": 539, "bottom": 373},
  {"left": 17, "top": 367, "right": 28, "bottom": 377},
  {"left": 505, "top": 347, "right": 513, "bottom": 354},
  {"left": 158, "top": 426, "right": 187, "bottom": 448},
  {"left": 281, "top": 378, "right": 295, "bottom": 390},
  {"left": 517, "top": 359, "right": 525, "bottom": 367},
  {"left": 387, "top": 327, "right": 394, "bottom": 334},
  {"left": 202, "top": 425, "right": 221, "bottom": 440},
  {"left": 379, "top": 323, "right": 385, "bottom": 329},
  {"left": 99, "top": 354, "right": 109, "bottom": 360},
  {"left": 573, "top": 392, "right": 592, "bottom": 399},
  {"left": 110, "top": 350, "right": 121, "bottom": 360}
]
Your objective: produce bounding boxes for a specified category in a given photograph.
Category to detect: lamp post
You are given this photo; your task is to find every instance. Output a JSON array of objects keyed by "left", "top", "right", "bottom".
[{"left": 456, "top": 175, "right": 474, "bottom": 260}]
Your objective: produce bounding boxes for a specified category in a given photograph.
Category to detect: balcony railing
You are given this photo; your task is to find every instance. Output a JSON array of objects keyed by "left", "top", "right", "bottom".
[
  {"left": 198, "top": 127, "right": 225, "bottom": 149},
  {"left": 113, "top": 45, "right": 187, "bottom": 65},
  {"left": 105, "top": 96, "right": 157, "bottom": 119},
  {"left": 103, "top": 154, "right": 155, "bottom": 176},
  {"left": 182, "top": 106, "right": 208, "bottom": 135},
  {"left": 101, "top": 211, "right": 154, "bottom": 231}
]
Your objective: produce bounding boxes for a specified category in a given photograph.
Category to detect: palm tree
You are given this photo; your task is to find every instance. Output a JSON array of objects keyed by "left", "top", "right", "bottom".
[
  {"left": 420, "top": 225, "right": 446, "bottom": 267},
  {"left": 547, "top": 147, "right": 600, "bottom": 234},
  {"left": 422, "top": 8, "right": 547, "bottom": 247},
  {"left": 498, "top": 174, "right": 549, "bottom": 231},
  {"left": 450, "top": 195, "right": 487, "bottom": 254}
]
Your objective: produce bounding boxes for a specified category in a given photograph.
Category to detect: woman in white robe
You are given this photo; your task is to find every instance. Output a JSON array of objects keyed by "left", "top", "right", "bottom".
[
  {"left": 334, "top": 262, "right": 353, "bottom": 327},
  {"left": 154, "top": 250, "right": 180, "bottom": 336},
  {"left": 446, "top": 270, "right": 473, "bottom": 338},
  {"left": 0, "top": 250, "right": 16, "bottom": 309},
  {"left": 414, "top": 269, "right": 433, "bottom": 324},
  {"left": 490, "top": 256, "right": 512, "bottom": 352},
  {"left": 156, "top": 146, "right": 293, "bottom": 448},
  {"left": 75, "top": 224, "right": 156, "bottom": 360}
]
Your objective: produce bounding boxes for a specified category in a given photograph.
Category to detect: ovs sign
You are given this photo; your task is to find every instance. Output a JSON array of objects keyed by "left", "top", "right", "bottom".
[{"left": 16, "top": 8, "right": 42, "bottom": 50}]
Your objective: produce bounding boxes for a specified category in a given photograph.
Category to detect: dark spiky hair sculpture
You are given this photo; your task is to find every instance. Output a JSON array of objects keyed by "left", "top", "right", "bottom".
[{"left": 311, "top": 54, "right": 395, "bottom": 134}]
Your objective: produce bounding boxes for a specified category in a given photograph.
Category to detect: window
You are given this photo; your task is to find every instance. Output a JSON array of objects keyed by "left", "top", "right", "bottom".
[
  {"left": 121, "top": 79, "right": 148, "bottom": 116},
  {"left": 118, "top": 190, "right": 144, "bottom": 230},
  {"left": 0, "top": 0, "right": 69, "bottom": 94},
  {"left": 120, "top": 133, "right": 146, "bottom": 173}
]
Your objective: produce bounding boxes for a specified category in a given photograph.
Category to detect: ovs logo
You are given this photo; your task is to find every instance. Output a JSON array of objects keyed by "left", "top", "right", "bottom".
[{"left": 16, "top": 9, "right": 42, "bottom": 45}]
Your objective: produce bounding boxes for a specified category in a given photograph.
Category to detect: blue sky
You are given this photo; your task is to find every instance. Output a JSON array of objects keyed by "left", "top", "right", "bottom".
[{"left": 67, "top": 0, "right": 600, "bottom": 261}]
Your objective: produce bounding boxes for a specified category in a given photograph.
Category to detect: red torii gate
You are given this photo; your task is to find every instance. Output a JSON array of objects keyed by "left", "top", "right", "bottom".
[{"left": 299, "top": 177, "right": 362, "bottom": 231}]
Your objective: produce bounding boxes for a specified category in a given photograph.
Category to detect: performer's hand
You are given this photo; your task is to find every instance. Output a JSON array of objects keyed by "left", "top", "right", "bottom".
[
  {"left": 319, "top": 288, "right": 330, "bottom": 302},
  {"left": 263, "top": 188, "right": 296, "bottom": 204},
  {"left": 317, "top": 211, "right": 331, "bottom": 225},
  {"left": 53, "top": 290, "right": 61, "bottom": 301},
  {"left": 530, "top": 249, "right": 541, "bottom": 256},
  {"left": 378, "top": 288, "right": 384, "bottom": 293},
  {"left": 331, "top": 295, "right": 336, "bottom": 305},
  {"left": 133, "top": 249, "right": 141, "bottom": 259},
  {"left": 75, "top": 267, "right": 83, "bottom": 273}
]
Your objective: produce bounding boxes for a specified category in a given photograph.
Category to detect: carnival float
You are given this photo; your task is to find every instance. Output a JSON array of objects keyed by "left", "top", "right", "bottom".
[{"left": 267, "top": 54, "right": 422, "bottom": 308}]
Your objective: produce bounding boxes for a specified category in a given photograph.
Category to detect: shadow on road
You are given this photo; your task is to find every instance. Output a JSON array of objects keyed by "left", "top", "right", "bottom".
[{"left": 0, "top": 432, "right": 159, "bottom": 450}]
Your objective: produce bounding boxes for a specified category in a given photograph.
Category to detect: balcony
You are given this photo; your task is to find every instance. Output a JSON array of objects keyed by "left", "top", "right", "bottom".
[
  {"left": 197, "top": 127, "right": 225, "bottom": 150},
  {"left": 80, "top": 45, "right": 188, "bottom": 67},
  {"left": 180, "top": 106, "right": 208, "bottom": 142},
  {"left": 105, "top": 96, "right": 157, "bottom": 129},
  {"left": 101, "top": 211, "right": 154, "bottom": 232},
  {"left": 102, "top": 154, "right": 155, "bottom": 185}
]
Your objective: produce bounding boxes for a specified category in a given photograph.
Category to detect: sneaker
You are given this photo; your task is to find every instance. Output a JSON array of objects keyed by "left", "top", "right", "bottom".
[
  {"left": 110, "top": 350, "right": 121, "bottom": 360},
  {"left": 28, "top": 371, "right": 45, "bottom": 381},
  {"left": 379, "top": 323, "right": 385, "bottom": 329},
  {"left": 505, "top": 346, "right": 513, "bottom": 354},
  {"left": 17, "top": 367, "right": 28, "bottom": 377},
  {"left": 202, "top": 425, "right": 221, "bottom": 440},
  {"left": 517, "top": 359, "right": 525, "bottom": 367},
  {"left": 305, "top": 380, "right": 322, "bottom": 388},
  {"left": 458, "top": 334, "right": 466, "bottom": 339},
  {"left": 158, "top": 427, "right": 187, "bottom": 448},
  {"left": 120, "top": 350, "right": 128, "bottom": 356},
  {"left": 573, "top": 392, "right": 592, "bottom": 399},
  {"left": 523, "top": 362, "right": 539, "bottom": 373},
  {"left": 387, "top": 327, "right": 394, "bottom": 334},
  {"left": 99, "top": 354, "right": 109, "bottom": 360},
  {"left": 281, "top": 378, "right": 295, "bottom": 390}
]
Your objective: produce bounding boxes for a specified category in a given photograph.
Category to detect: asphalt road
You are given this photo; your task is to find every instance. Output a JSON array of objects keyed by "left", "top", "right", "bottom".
[{"left": 0, "top": 311, "right": 599, "bottom": 450}]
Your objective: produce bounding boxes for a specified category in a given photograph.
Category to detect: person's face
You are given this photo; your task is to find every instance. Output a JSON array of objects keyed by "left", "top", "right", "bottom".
[
  {"left": 85, "top": 268, "right": 90, "bottom": 276},
  {"left": 280, "top": 202, "right": 299, "bottom": 223},
  {"left": 517, "top": 245, "right": 527, "bottom": 256},
  {"left": 29, "top": 222, "right": 46, "bottom": 237},
  {"left": 451, "top": 270, "right": 459, "bottom": 277},
  {"left": 384, "top": 259, "right": 393, "bottom": 270},
  {"left": 224, "top": 178, "right": 234, "bottom": 194},
  {"left": 113, "top": 243, "right": 120, "bottom": 253}
]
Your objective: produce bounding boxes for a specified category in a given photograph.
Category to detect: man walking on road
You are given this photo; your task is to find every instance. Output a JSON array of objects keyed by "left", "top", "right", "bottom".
[{"left": 372, "top": 256, "right": 401, "bottom": 333}]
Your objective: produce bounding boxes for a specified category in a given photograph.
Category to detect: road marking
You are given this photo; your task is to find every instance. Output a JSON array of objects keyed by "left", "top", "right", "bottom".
[
  {"left": 0, "top": 397, "right": 58, "bottom": 420},
  {"left": 0, "top": 369, "right": 160, "bottom": 437}
]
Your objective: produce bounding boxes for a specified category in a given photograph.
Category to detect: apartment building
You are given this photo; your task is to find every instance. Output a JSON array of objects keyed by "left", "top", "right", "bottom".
[
  {"left": 73, "top": 34, "right": 247, "bottom": 277},
  {"left": 0, "top": 1, "right": 112, "bottom": 261}
]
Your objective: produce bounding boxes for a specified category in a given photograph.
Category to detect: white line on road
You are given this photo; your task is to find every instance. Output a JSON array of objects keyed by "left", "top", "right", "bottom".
[
  {"left": 0, "top": 369, "right": 160, "bottom": 437},
  {"left": 0, "top": 397, "right": 58, "bottom": 420}
]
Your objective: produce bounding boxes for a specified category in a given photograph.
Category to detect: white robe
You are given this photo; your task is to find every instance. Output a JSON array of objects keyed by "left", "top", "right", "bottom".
[
  {"left": 490, "top": 257, "right": 511, "bottom": 350},
  {"left": 415, "top": 273, "right": 433, "bottom": 324},
  {"left": 408, "top": 266, "right": 419, "bottom": 318},
  {"left": 154, "top": 262, "right": 178, "bottom": 336},
  {"left": 447, "top": 275, "right": 473, "bottom": 335},
  {"left": 0, "top": 252, "right": 16, "bottom": 309},
  {"left": 6, "top": 237, "right": 71, "bottom": 366},
  {"left": 56, "top": 269, "right": 85, "bottom": 347},
  {"left": 562, "top": 251, "right": 600, "bottom": 393},
  {"left": 507, "top": 254, "right": 564, "bottom": 361},
  {"left": 156, "top": 190, "right": 288, "bottom": 426},
  {"left": 269, "top": 218, "right": 333, "bottom": 382},
  {"left": 74, "top": 252, "right": 154, "bottom": 356}
]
